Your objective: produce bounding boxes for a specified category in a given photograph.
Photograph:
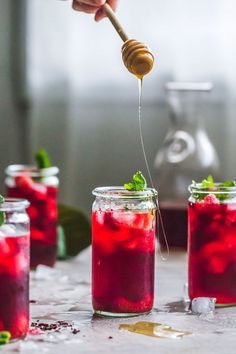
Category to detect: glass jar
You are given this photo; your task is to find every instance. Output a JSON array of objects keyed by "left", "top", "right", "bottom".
[
  {"left": 5, "top": 165, "right": 59, "bottom": 268},
  {"left": 92, "top": 187, "right": 158, "bottom": 317},
  {"left": 188, "top": 183, "right": 236, "bottom": 305},
  {"left": 154, "top": 82, "right": 220, "bottom": 249},
  {"left": 0, "top": 199, "right": 30, "bottom": 339}
]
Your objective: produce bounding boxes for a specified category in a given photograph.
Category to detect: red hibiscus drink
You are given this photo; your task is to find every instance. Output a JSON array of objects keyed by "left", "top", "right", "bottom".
[
  {"left": 188, "top": 181, "right": 236, "bottom": 305},
  {"left": 0, "top": 199, "right": 30, "bottom": 339},
  {"left": 5, "top": 165, "right": 59, "bottom": 268},
  {"left": 92, "top": 187, "right": 157, "bottom": 317}
]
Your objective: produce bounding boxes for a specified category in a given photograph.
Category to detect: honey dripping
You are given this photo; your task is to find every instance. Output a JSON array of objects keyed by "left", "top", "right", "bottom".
[{"left": 102, "top": 3, "right": 169, "bottom": 253}]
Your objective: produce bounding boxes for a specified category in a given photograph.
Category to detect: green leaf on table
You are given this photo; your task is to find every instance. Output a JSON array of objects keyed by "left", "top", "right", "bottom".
[
  {"left": 0, "top": 331, "right": 11, "bottom": 345},
  {"left": 0, "top": 195, "right": 5, "bottom": 226},
  {"left": 35, "top": 149, "right": 52, "bottom": 169},
  {"left": 57, "top": 204, "right": 91, "bottom": 259},
  {"left": 124, "top": 171, "right": 147, "bottom": 191}
]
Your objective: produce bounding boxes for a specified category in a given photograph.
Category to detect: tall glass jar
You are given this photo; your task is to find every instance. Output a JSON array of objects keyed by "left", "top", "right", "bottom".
[
  {"left": 154, "top": 82, "right": 220, "bottom": 249},
  {"left": 92, "top": 187, "right": 158, "bottom": 317},
  {"left": 5, "top": 165, "right": 59, "bottom": 268},
  {"left": 188, "top": 183, "right": 236, "bottom": 305},
  {"left": 0, "top": 199, "right": 30, "bottom": 339}
]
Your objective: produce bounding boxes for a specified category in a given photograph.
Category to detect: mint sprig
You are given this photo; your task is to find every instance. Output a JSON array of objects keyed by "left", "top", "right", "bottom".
[
  {"left": 0, "top": 331, "right": 11, "bottom": 345},
  {"left": 201, "top": 175, "right": 214, "bottom": 188},
  {"left": 35, "top": 149, "right": 52, "bottom": 169},
  {"left": 192, "top": 176, "right": 236, "bottom": 202},
  {"left": 124, "top": 171, "right": 147, "bottom": 191},
  {"left": 0, "top": 195, "right": 5, "bottom": 227},
  {"left": 219, "top": 180, "right": 236, "bottom": 187}
]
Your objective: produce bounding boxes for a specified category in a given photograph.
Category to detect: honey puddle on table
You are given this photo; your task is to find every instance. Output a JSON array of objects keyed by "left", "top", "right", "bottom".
[{"left": 119, "top": 321, "right": 191, "bottom": 339}]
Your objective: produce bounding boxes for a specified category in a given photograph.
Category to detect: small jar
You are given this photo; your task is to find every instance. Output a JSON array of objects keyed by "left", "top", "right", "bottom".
[
  {"left": 188, "top": 183, "right": 236, "bottom": 305},
  {"left": 0, "top": 199, "right": 30, "bottom": 339},
  {"left": 5, "top": 165, "right": 59, "bottom": 268},
  {"left": 92, "top": 187, "right": 158, "bottom": 317}
]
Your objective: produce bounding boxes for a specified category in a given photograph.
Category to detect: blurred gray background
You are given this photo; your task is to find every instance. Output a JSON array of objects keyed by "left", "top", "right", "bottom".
[{"left": 0, "top": 0, "right": 235, "bottom": 215}]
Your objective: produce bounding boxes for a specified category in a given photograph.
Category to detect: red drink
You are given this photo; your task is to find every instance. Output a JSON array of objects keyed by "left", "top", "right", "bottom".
[
  {"left": 0, "top": 200, "right": 30, "bottom": 339},
  {"left": 188, "top": 187, "right": 236, "bottom": 304},
  {"left": 92, "top": 187, "right": 157, "bottom": 316},
  {"left": 159, "top": 201, "right": 188, "bottom": 249},
  {"left": 5, "top": 165, "right": 59, "bottom": 268}
]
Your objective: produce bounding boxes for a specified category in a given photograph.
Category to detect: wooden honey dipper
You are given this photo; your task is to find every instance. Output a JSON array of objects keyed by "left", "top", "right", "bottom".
[{"left": 103, "top": 3, "right": 154, "bottom": 78}]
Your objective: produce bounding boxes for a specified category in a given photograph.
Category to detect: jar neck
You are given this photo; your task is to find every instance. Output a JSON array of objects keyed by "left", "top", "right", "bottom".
[
  {"left": 92, "top": 187, "right": 158, "bottom": 201},
  {"left": 167, "top": 90, "right": 208, "bottom": 132},
  {"left": 5, "top": 165, "right": 59, "bottom": 178},
  {"left": 189, "top": 183, "right": 236, "bottom": 203},
  {"left": 92, "top": 187, "right": 158, "bottom": 211},
  {"left": 0, "top": 198, "right": 30, "bottom": 212}
]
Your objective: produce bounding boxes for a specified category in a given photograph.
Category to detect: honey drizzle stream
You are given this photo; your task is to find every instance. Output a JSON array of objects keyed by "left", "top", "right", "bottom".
[{"left": 138, "top": 78, "right": 169, "bottom": 259}]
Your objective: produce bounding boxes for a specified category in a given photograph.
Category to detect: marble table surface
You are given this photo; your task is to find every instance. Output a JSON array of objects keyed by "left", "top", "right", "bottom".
[{"left": 2, "top": 247, "right": 236, "bottom": 354}]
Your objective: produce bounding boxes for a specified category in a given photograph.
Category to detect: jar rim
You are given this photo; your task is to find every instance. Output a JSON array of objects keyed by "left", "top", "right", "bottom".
[
  {"left": 189, "top": 183, "right": 236, "bottom": 195},
  {"left": 5, "top": 164, "right": 59, "bottom": 177},
  {"left": 92, "top": 186, "right": 158, "bottom": 200},
  {"left": 0, "top": 198, "right": 30, "bottom": 211}
]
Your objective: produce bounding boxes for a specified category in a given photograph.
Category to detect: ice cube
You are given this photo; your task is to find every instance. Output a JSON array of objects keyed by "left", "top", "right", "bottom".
[
  {"left": 191, "top": 297, "right": 216, "bottom": 315},
  {"left": 14, "top": 253, "right": 29, "bottom": 274},
  {"left": 33, "top": 183, "right": 47, "bottom": 200},
  {"left": 94, "top": 211, "right": 105, "bottom": 225},
  {"left": 112, "top": 211, "right": 136, "bottom": 226}
]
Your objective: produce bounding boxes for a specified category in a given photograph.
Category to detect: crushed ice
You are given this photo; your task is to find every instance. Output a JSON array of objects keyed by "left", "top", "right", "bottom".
[{"left": 191, "top": 297, "right": 216, "bottom": 315}]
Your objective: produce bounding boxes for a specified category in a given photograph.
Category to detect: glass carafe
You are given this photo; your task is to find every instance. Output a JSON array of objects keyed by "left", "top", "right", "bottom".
[{"left": 154, "top": 82, "right": 220, "bottom": 249}]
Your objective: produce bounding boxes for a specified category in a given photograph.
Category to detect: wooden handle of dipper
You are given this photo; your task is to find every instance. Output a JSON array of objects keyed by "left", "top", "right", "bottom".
[{"left": 103, "top": 3, "right": 129, "bottom": 42}]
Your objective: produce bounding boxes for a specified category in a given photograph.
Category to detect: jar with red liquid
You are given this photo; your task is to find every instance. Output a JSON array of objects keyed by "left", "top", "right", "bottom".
[
  {"left": 92, "top": 187, "right": 157, "bottom": 317},
  {"left": 154, "top": 82, "right": 219, "bottom": 249},
  {"left": 5, "top": 165, "right": 59, "bottom": 268},
  {"left": 188, "top": 183, "right": 236, "bottom": 305},
  {"left": 0, "top": 199, "right": 30, "bottom": 339}
]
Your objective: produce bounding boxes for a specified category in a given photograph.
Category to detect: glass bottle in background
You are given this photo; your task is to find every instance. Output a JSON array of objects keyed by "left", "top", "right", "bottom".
[
  {"left": 0, "top": 199, "right": 30, "bottom": 339},
  {"left": 154, "top": 82, "right": 220, "bottom": 249},
  {"left": 92, "top": 187, "right": 157, "bottom": 317},
  {"left": 5, "top": 165, "right": 59, "bottom": 268}
]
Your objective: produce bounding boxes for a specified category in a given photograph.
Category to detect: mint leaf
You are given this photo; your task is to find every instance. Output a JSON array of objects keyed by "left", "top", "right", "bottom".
[
  {"left": 35, "top": 149, "right": 52, "bottom": 169},
  {"left": 219, "top": 180, "right": 236, "bottom": 187},
  {"left": 124, "top": 171, "right": 147, "bottom": 191},
  {"left": 0, "top": 195, "right": 5, "bottom": 227},
  {"left": 201, "top": 175, "right": 214, "bottom": 188},
  {"left": 0, "top": 212, "right": 6, "bottom": 226},
  {"left": 124, "top": 183, "right": 135, "bottom": 191}
]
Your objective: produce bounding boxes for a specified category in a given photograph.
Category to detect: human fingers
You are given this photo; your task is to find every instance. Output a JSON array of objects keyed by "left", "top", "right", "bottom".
[
  {"left": 95, "top": 0, "right": 118, "bottom": 22},
  {"left": 72, "top": 0, "right": 106, "bottom": 13}
]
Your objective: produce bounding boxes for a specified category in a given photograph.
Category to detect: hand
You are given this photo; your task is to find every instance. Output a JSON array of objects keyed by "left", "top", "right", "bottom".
[{"left": 72, "top": 0, "right": 118, "bottom": 21}]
